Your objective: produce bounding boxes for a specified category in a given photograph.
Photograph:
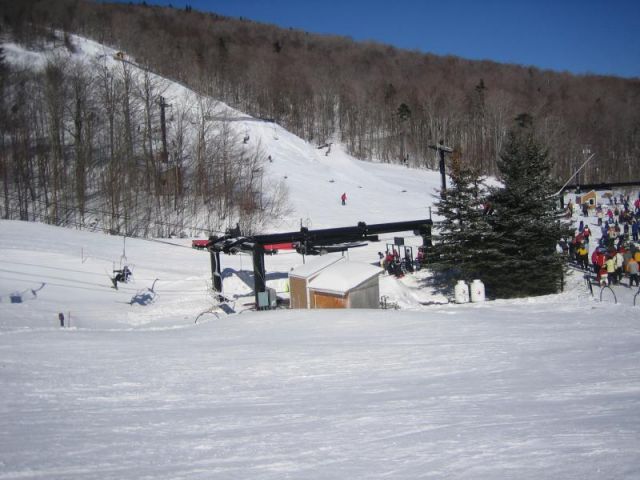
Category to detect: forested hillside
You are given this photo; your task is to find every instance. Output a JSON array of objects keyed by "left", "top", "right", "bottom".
[
  {"left": 0, "top": 0, "right": 639, "bottom": 235},
  {"left": 8, "top": 0, "right": 636, "bottom": 179},
  {"left": 0, "top": 28, "right": 289, "bottom": 236}
]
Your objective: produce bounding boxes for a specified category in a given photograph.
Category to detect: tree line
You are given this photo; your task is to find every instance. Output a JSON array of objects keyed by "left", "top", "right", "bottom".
[{"left": 3, "top": 0, "right": 637, "bottom": 184}]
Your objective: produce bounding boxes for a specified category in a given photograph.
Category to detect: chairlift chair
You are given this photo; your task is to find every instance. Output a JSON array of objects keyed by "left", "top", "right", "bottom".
[{"left": 111, "top": 265, "right": 133, "bottom": 289}]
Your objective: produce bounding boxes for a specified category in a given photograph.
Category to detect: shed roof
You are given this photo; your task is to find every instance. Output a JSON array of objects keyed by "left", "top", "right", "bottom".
[
  {"left": 289, "top": 254, "right": 345, "bottom": 279},
  {"left": 309, "top": 262, "right": 382, "bottom": 295}
]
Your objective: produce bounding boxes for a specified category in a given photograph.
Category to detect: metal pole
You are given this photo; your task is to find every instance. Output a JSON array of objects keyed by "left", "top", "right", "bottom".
[
  {"left": 159, "top": 96, "right": 169, "bottom": 163},
  {"left": 439, "top": 149, "right": 446, "bottom": 193},
  {"left": 429, "top": 141, "right": 452, "bottom": 197},
  {"left": 548, "top": 153, "right": 596, "bottom": 199},
  {"left": 253, "top": 245, "right": 266, "bottom": 307},
  {"left": 209, "top": 235, "right": 223, "bottom": 301}
]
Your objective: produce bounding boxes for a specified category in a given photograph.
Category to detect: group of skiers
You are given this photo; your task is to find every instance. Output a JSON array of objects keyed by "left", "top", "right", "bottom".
[
  {"left": 378, "top": 248, "right": 423, "bottom": 277},
  {"left": 589, "top": 246, "right": 640, "bottom": 287},
  {"left": 564, "top": 192, "right": 640, "bottom": 288}
]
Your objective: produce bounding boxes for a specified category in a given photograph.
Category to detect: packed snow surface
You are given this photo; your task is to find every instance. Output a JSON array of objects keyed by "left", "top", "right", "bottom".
[
  {"left": 1, "top": 34, "right": 640, "bottom": 479},
  {"left": 1, "top": 228, "right": 639, "bottom": 479}
]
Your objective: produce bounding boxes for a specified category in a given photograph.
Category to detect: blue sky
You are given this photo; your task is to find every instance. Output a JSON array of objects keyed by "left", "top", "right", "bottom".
[{"left": 127, "top": 0, "right": 639, "bottom": 78}]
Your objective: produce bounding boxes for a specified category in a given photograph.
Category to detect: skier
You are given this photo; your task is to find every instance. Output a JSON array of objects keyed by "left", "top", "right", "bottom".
[
  {"left": 582, "top": 225, "right": 591, "bottom": 244},
  {"left": 566, "top": 200, "right": 574, "bottom": 218},
  {"left": 605, "top": 256, "right": 617, "bottom": 285},
  {"left": 591, "top": 248, "right": 606, "bottom": 275},
  {"left": 615, "top": 249, "right": 625, "bottom": 284},
  {"left": 597, "top": 263, "right": 609, "bottom": 287},
  {"left": 626, "top": 257, "right": 639, "bottom": 287},
  {"left": 576, "top": 243, "right": 589, "bottom": 270},
  {"left": 384, "top": 251, "right": 395, "bottom": 275},
  {"left": 341, "top": 192, "right": 347, "bottom": 206}
]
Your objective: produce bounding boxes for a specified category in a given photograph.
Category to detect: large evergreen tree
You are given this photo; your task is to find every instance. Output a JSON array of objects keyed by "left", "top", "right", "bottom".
[
  {"left": 429, "top": 155, "right": 493, "bottom": 290},
  {"left": 482, "top": 115, "right": 569, "bottom": 298}
]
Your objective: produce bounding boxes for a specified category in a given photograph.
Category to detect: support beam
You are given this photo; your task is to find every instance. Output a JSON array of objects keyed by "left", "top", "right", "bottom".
[
  {"left": 251, "top": 219, "right": 432, "bottom": 246},
  {"left": 428, "top": 141, "right": 453, "bottom": 196},
  {"left": 252, "top": 245, "right": 266, "bottom": 307},
  {"left": 208, "top": 235, "right": 223, "bottom": 300}
]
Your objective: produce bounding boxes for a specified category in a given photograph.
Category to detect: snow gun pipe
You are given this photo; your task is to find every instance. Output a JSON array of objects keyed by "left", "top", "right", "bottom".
[{"left": 549, "top": 153, "right": 595, "bottom": 198}]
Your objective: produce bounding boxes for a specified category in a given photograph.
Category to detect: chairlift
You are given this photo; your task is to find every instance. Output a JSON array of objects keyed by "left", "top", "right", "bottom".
[
  {"left": 402, "top": 246, "right": 414, "bottom": 273},
  {"left": 111, "top": 265, "right": 133, "bottom": 290},
  {"left": 384, "top": 244, "right": 404, "bottom": 277}
]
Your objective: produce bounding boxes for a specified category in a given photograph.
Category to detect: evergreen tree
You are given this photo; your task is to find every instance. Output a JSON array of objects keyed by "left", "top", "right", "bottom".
[
  {"left": 429, "top": 154, "right": 493, "bottom": 290},
  {"left": 397, "top": 103, "right": 411, "bottom": 122},
  {"left": 482, "top": 116, "right": 570, "bottom": 298}
]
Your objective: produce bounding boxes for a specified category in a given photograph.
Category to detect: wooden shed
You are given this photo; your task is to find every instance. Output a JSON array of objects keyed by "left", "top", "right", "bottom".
[
  {"left": 307, "top": 261, "right": 382, "bottom": 309},
  {"left": 288, "top": 254, "right": 345, "bottom": 309},
  {"left": 576, "top": 190, "right": 598, "bottom": 208}
]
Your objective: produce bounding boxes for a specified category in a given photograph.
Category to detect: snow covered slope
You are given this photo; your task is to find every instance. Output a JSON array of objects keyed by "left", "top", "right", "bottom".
[
  {"left": 3, "top": 34, "right": 439, "bottom": 232},
  {"left": 1, "top": 227, "right": 640, "bottom": 479}
]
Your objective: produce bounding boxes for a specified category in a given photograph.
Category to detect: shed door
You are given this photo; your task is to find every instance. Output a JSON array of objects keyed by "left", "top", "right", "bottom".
[{"left": 312, "top": 292, "right": 347, "bottom": 309}]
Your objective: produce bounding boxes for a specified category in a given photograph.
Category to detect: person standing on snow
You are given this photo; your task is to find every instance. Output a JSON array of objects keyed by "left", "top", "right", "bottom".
[
  {"left": 583, "top": 225, "right": 591, "bottom": 245},
  {"left": 576, "top": 243, "right": 589, "bottom": 270},
  {"left": 385, "top": 251, "right": 395, "bottom": 275},
  {"left": 591, "top": 248, "right": 606, "bottom": 275},
  {"left": 626, "top": 257, "right": 639, "bottom": 287},
  {"left": 605, "top": 255, "right": 617, "bottom": 285},
  {"left": 341, "top": 192, "right": 347, "bottom": 206},
  {"left": 615, "top": 249, "right": 625, "bottom": 284}
]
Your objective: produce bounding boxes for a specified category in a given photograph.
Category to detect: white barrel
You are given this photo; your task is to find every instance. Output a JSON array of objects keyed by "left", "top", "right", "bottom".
[
  {"left": 470, "top": 279, "right": 485, "bottom": 302},
  {"left": 454, "top": 280, "right": 469, "bottom": 303}
]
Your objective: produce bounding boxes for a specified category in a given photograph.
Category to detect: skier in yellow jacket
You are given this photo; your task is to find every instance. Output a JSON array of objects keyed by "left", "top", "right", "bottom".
[{"left": 605, "top": 256, "right": 617, "bottom": 285}]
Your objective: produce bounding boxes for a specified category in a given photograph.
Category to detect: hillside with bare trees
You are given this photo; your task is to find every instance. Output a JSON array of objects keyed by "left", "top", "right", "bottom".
[
  {"left": 0, "top": 29, "right": 289, "bottom": 235},
  {"left": 1, "top": 0, "right": 639, "bottom": 233}
]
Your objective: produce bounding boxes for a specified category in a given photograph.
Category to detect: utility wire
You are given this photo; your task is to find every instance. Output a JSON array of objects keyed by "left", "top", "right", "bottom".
[
  {"left": 2, "top": 206, "right": 199, "bottom": 251},
  {"left": 2, "top": 193, "right": 228, "bottom": 236}
]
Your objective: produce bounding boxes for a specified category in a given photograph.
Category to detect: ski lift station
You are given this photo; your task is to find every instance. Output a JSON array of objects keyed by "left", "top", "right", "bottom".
[
  {"left": 207, "top": 218, "right": 433, "bottom": 309},
  {"left": 289, "top": 254, "right": 382, "bottom": 309}
]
